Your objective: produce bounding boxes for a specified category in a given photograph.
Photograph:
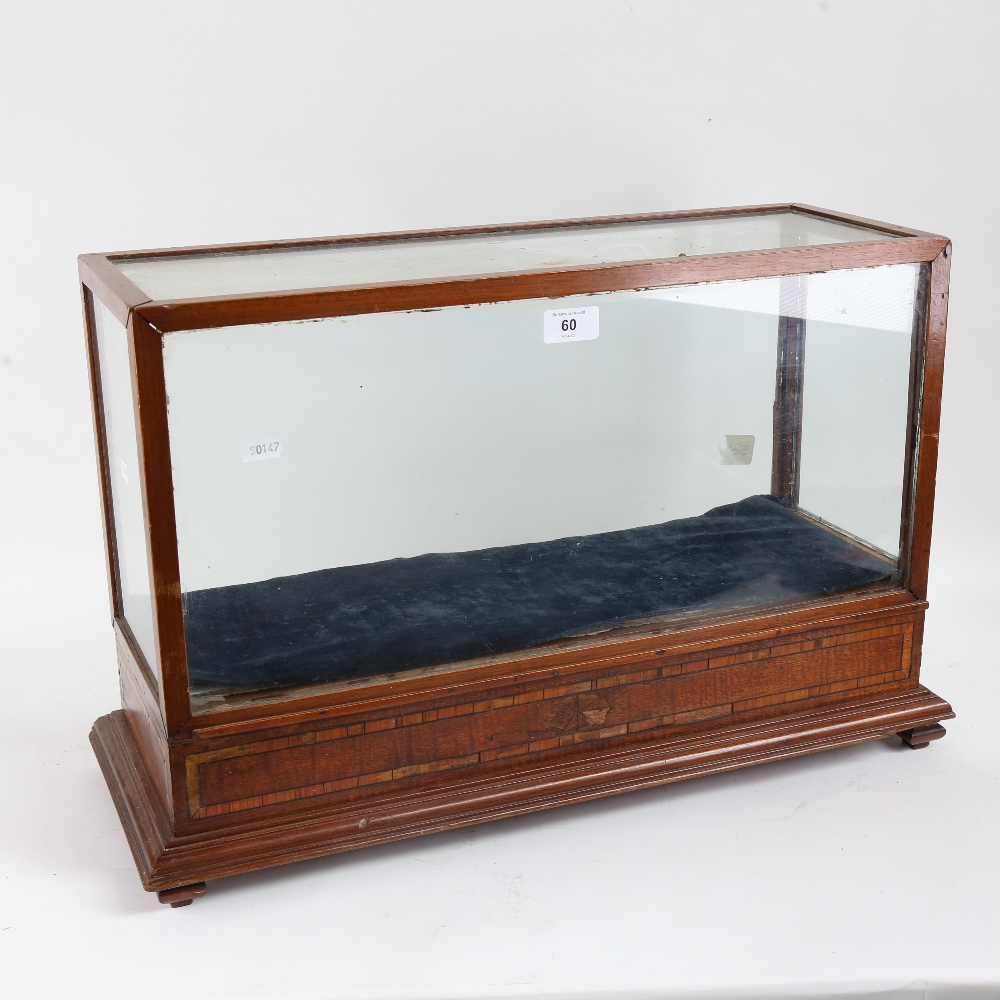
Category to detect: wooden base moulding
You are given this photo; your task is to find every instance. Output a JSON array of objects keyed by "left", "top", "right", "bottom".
[{"left": 89, "top": 595, "right": 953, "bottom": 905}]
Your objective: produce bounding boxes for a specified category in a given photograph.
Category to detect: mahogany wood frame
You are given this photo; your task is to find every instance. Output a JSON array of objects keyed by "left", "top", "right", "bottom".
[
  {"left": 771, "top": 274, "right": 807, "bottom": 507},
  {"left": 80, "top": 204, "right": 954, "bottom": 903}
]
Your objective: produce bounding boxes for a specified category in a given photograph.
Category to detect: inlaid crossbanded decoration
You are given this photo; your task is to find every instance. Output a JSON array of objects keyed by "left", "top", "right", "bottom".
[{"left": 185, "top": 621, "right": 914, "bottom": 820}]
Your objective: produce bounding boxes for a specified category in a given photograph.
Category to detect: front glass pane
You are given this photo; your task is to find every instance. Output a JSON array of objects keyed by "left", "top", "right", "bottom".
[
  {"left": 93, "top": 298, "right": 159, "bottom": 676},
  {"left": 115, "top": 210, "right": 896, "bottom": 301},
  {"left": 161, "top": 263, "right": 921, "bottom": 710}
]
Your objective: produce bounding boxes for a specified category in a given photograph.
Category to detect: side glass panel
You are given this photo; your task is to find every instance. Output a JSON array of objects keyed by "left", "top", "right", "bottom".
[
  {"left": 161, "top": 264, "right": 920, "bottom": 711},
  {"left": 797, "top": 264, "right": 921, "bottom": 556},
  {"left": 92, "top": 298, "right": 159, "bottom": 677}
]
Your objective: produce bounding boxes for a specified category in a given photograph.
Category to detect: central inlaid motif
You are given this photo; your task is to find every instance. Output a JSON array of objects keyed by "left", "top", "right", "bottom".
[{"left": 547, "top": 693, "right": 613, "bottom": 732}]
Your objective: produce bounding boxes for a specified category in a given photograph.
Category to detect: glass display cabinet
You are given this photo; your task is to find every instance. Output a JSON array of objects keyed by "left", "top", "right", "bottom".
[{"left": 81, "top": 205, "right": 954, "bottom": 907}]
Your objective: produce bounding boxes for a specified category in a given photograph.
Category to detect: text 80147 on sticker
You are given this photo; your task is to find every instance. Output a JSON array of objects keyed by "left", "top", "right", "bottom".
[
  {"left": 543, "top": 306, "right": 599, "bottom": 343},
  {"left": 242, "top": 439, "right": 282, "bottom": 463}
]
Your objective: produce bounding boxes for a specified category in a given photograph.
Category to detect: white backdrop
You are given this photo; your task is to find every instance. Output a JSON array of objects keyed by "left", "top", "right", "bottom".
[{"left": 2, "top": 2, "right": 999, "bottom": 998}]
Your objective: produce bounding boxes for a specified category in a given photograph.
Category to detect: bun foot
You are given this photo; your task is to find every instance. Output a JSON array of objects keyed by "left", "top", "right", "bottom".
[
  {"left": 898, "top": 723, "right": 947, "bottom": 749},
  {"left": 157, "top": 882, "right": 207, "bottom": 907}
]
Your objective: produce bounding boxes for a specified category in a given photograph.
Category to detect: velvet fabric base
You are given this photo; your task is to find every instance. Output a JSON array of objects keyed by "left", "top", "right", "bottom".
[{"left": 182, "top": 495, "right": 894, "bottom": 691}]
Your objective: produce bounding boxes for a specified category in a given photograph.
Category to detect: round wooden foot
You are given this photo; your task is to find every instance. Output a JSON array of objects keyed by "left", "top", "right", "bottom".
[
  {"left": 157, "top": 882, "right": 207, "bottom": 907},
  {"left": 898, "top": 723, "right": 947, "bottom": 749}
]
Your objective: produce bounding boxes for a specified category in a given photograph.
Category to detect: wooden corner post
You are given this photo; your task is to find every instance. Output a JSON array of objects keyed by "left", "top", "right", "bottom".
[{"left": 771, "top": 273, "right": 807, "bottom": 506}]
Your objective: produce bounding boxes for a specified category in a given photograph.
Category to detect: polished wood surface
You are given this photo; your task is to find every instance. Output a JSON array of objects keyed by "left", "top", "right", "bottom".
[
  {"left": 899, "top": 722, "right": 947, "bottom": 749},
  {"left": 80, "top": 284, "right": 121, "bottom": 625},
  {"left": 907, "top": 244, "right": 951, "bottom": 600},
  {"left": 128, "top": 311, "right": 192, "bottom": 736},
  {"left": 156, "top": 883, "right": 206, "bottom": 908},
  {"left": 770, "top": 274, "right": 807, "bottom": 506},
  {"left": 77, "top": 253, "right": 150, "bottom": 328},
  {"left": 92, "top": 684, "right": 953, "bottom": 895},
  {"left": 80, "top": 206, "right": 954, "bottom": 903},
  {"left": 115, "top": 624, "right": 171, "bottom": 816},
  {"left": 895, "top": 263, "right": 931, "bottom": 584},
  {"left": 92, "top": 590, "right": 954, "bottom": 896},
  {"left": 184, "top": 615, "right": 917, "bottom": 824}
]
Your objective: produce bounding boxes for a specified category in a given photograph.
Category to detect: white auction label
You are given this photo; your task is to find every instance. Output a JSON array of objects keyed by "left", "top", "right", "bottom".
[
  {"left": 543, "top": 306, "right": 599, "bottom": 343},
  {"left": 242, "top": 439, "right": 283, "bottom": 463}
]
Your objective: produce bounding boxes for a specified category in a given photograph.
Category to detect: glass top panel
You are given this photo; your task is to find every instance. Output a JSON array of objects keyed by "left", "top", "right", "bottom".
[{"left": 115, "top": 211, "right": 896, "bottom": 302}]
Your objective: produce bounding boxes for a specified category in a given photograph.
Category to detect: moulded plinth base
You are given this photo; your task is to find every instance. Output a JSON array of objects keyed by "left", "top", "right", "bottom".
[{"left": 90, "top": 685, "right": 954, "bottom": 903}]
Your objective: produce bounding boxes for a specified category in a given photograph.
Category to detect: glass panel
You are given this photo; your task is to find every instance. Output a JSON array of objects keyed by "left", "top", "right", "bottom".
[
  {"left": 116, "top": 211, "right": 895, "bottom": 301},
  {"left": 797, "top": 264, "right": 920, "bottom": 556},
  {"left": 162, "top": 265, "right": 919, "bottom": 710},
  {"left": 92, "top": 298, "right": 159, "bottom": 675}
]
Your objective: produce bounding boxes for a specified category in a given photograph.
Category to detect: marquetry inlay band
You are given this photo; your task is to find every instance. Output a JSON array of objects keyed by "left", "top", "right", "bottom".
[{"left": 185, "top": 622, "right": 913, "bottom": 820}]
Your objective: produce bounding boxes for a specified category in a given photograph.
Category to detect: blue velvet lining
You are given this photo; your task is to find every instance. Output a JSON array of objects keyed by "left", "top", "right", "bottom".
[{"left": 182, "top": 495, "right": 893, "bottom": 691}]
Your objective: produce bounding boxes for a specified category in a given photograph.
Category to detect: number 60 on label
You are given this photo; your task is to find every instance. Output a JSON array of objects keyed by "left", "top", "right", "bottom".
[{"left": 543, "top": 306, "right": 599, "bottom": 343}]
